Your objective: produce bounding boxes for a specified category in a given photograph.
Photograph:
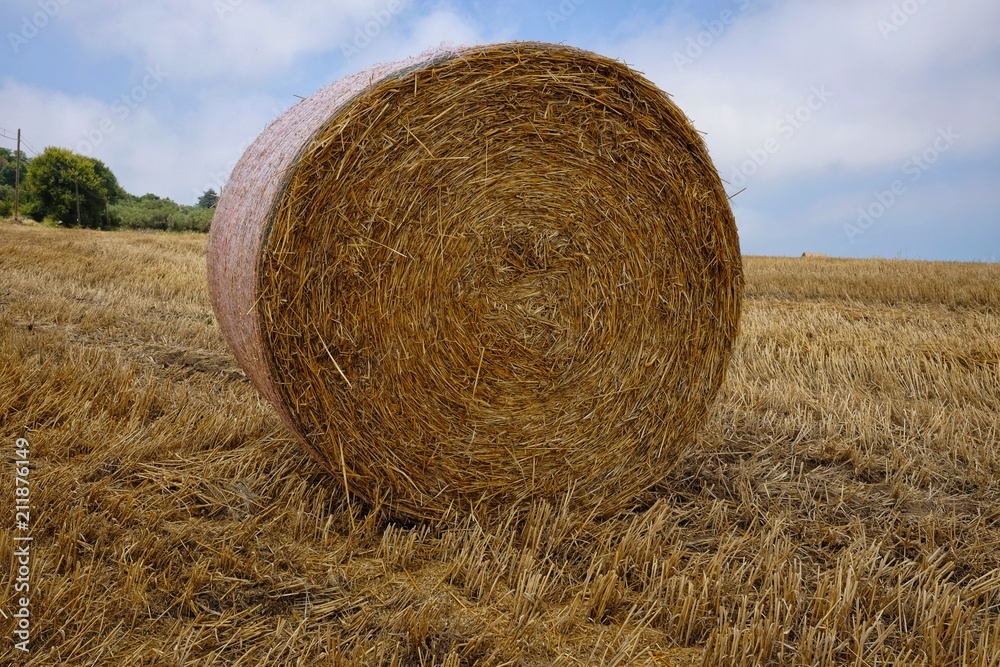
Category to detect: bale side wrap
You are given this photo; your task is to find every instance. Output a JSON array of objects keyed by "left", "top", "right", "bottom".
[{"left": 208, "top": 42, "right": 743, "bottom": 520}]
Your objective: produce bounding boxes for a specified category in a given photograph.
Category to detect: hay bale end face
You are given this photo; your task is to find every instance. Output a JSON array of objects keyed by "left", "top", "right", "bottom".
[{"left": 208, "top": 42, "right": 743, "bottom": 520}]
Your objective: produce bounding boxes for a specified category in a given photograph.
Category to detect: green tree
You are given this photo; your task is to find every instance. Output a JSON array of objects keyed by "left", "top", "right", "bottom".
[
  {"left": 24, "top": 147, "right": 114, "bottom": 228},
  {"left": 0, "top": 148, "right": 30, "bottom": 217},
  {"left": 109, "top": 193, "right": 213, "bottom": 233},
  {"left": 196, "top": 188, "right": 218, "bottom": 209},
  {"left": 0, "top": 147, "right": 30, "bottom": 188},
  {"left": 91, "top": 157, "right": 127, "bottom": 205}
]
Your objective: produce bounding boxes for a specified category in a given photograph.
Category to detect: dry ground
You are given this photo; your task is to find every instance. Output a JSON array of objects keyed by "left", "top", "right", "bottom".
[{"left": 1, "top": 220, "right": 998, "bottom": 665}]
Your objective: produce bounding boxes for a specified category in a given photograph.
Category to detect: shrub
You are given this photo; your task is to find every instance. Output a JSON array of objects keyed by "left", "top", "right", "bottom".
[{"left": 110, "top": 195, "right": 212, "bottom": 233}]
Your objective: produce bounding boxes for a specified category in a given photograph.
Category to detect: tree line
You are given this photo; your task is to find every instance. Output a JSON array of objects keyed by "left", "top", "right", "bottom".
[{"left": 0, "top": 146, "right": 217, "bottom": 232}]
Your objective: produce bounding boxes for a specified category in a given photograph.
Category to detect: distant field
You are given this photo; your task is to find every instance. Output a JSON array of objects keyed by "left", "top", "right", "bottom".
[{"left": 1, "top": 221, "right": 999, "bottom": 666}]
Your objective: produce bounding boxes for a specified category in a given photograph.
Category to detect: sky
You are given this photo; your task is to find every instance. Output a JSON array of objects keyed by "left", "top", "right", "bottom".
[{"left": 1, "top": 0, "right": 997, "bottom": 261}]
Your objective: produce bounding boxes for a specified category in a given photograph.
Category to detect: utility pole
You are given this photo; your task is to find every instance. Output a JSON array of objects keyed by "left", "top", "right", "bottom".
[{"left": 14, "top": 129, "right": 20, "bottom": 221}]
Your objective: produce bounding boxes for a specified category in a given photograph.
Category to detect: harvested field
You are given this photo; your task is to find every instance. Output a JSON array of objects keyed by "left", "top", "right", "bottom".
[{"left": 1, "top": 221, "right": 999, "bottom": 665}]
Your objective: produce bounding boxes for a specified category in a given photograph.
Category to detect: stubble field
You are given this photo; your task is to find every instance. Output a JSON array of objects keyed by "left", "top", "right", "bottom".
[{"left": 1, "top": 220, "right": 999, "bottom": 665}]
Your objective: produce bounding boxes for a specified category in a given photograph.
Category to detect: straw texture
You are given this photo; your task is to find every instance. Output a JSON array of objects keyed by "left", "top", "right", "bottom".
[{"left": 207, "top": 41, "right": 743, "bottom": 521}]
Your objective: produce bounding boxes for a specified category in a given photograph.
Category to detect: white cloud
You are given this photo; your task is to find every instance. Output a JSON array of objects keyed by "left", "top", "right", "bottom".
[
  {"left": 406, "top": 8, "right": 482, "bottom": 52},
  {"left": 3, "top": 0, "right": 995, "bottom": 262},
  {"left": 57, "top": 0, "right": 416, "bottom": 82},
  {"left": 613, "top": 0, "right": 1000, "bottom": 186},
  {"left": 0, "top": 81, "right": 109, "bottom": 158},
  {"left": 0, "top": 78, "right": 287, "bottom": 204},
  {"left": 336, "top": 7, "right": 483, "bottom": 70},
  {"left": 2, "top": 2, "right": 484, "bottom": 203}
]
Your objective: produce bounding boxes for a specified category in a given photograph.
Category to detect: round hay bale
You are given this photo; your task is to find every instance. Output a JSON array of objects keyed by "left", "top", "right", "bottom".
[{"left": 208, "top": 42, "right": 743, "bottom": 521}]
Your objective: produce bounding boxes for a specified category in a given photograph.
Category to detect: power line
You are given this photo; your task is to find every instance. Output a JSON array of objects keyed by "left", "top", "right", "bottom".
[
  {"left": 1, "top": 127, "right": 113, "bottom": 222},
  {"left": 0, "top": 129, "right": 36, "bottom": 156},
  {"left": 1, "top": 127, "right": 118, "bottom": 225},
  {"left": 0, "top": 130, "right": 105, "bottom": 199},
  {"left": 14, "top": 129, "right": 21, "bottom": 220}
]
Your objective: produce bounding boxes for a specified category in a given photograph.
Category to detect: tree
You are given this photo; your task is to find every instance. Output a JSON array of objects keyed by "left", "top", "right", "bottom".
[
  {"left": 0, "top": 148, "right": 30, "bottom": 217},
  {"left": 0, "top": 147, "right": 30, "bottom": 188},
  {"left": 24, "top": 147, "right": 115, "bottom": 228},
  {"left": 196, "top": 188, "right": 218, "bottom": 209},
  {"left": 91, "top": 157, "right": 127, "bottom": 205},
  {"left": 109, "top": 194, "right": 213, "bottom": 233}
]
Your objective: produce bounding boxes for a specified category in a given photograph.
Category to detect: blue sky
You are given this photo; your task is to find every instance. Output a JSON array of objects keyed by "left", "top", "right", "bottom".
[{"left": 1, "top": 0, "right": 997, "bottom": 260}]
